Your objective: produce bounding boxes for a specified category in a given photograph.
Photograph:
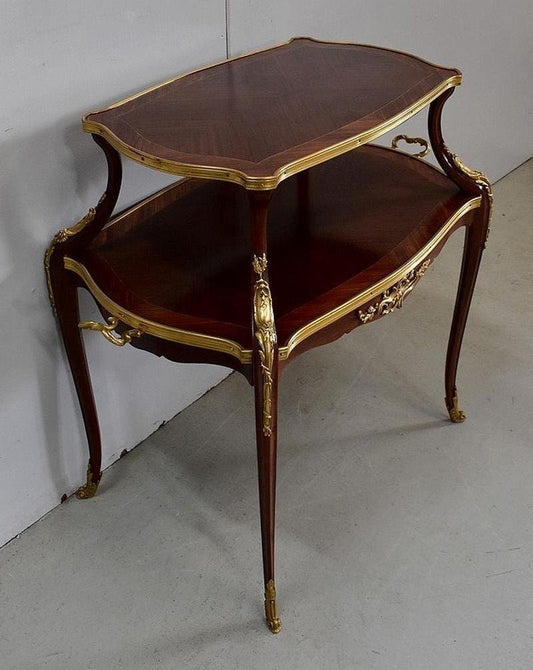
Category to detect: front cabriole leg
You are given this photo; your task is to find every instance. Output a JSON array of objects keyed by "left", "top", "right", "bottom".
[
  {"left": 249, "top": 191, "right": 282, "bottom": 634},
  {"left": 428, "top": 90, "right": 492, "bottom": 423},
  {"left": 44, "top": 135, "right": 122, "bottom": 498},
  {"left": 253, "top": 252, "right": 281, "bottom": 634}
]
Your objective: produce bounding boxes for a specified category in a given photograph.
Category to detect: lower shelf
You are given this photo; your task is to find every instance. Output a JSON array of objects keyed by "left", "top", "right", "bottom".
[{"left": 66, "top": 144, "right": 480, "bottom": 365}]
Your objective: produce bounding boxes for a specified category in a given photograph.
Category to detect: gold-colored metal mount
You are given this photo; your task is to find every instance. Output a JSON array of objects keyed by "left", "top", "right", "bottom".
[
  {"left": 448, "top": 394, "right": 466, "bottom": 423},
  {"left": 253, "top": 254, "right": 277, "bottom": 437},
  {"left": 358, "top": 259, "right": 431, "bottom": 323},
  {"left": 449, "top": 151, "right": 493, "bottom": 244},
  {"left": 44, "top": 208, "right": 97, "bottom": 314},
  {"left": 264, "top": 579, "right": 282, "bottom": 634},
  {"left": 79, "top": 316, "right": 143, "bottom": 347},
  {"left": 450, "top": 153, "right": 492, "bottom": 196},
  {"left": 82, "top": 36, "right": 461, "bottom": 191},
  {"left": 391, "top": 134, "right": 430, "bottom": 158},
  {"left": 76, "top": 467, "right": 100, "bottom": 499}
]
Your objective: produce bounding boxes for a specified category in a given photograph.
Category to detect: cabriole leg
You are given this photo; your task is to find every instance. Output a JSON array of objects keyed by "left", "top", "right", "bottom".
[
  {"left": 50, "top": 271, "right": 102, "bottom": 497},
  {"left": 249, "top": 190, "right": 281, "bottom": 633},
  {"left": 445, "top": 206, "right": 489, "bottom": 422},
  {"left": 44, "top": 135, "right": 122, "bottom": 497},
  {"left": 428, "top": 91, "right": 492, "bottom": 423},
  {"left": 253, "top": 352, "right": 281, "bottom": 634}
]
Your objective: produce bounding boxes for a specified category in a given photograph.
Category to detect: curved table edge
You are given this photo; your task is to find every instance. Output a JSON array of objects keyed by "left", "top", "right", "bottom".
[{"left": 63, "top": 194, "right": 480, "bottom": 365}]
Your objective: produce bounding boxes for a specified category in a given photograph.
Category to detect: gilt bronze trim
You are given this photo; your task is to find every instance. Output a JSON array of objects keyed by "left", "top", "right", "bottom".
[
  {"left": 358, "top": 260, "right": 431, "bottom": 323},
  {"left": 83, "top": 35, "right": 461, "bottom": 191},
  {"left": 44, "top": 208, "right": 96, "bottom": 313},
  {"left": 264, "top": 579, "right": 282, "bottom": 634},
  {"left": 75, "top": 466, "right": 99, "bottom": 499},
  {"left": 449, "top": 151, "right": 493, "bottom": 243},
  {"left": 253, "top": 254, "right": 277, "bottom": 437},
  {"left": 79, "top": 316, "right": 143, "bottom": 347},
  {"left": 448, "top": 393, "right": 466, "bottom": 423},
  {"left": 84, "top": 75, "right": 460, "bottom": 191},
  {"left": 392, "top": 134, "right": 430, "bottom": 158}
]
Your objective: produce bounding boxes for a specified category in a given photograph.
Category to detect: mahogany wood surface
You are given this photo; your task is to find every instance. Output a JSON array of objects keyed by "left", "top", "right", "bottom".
[
  {"left": 45, "top": 41, "right": 492, "bottom": 634},
  {"left": 72, "top": 145, "right": 476, "bottom": 355},
  {"left": 47, "top": 136, "right": 123, "bottom": 496},
  {"left": 248, "top": 192, "right": 280, "bottom": 619},
  {"left": 84, "top": 38, "right": 459, "bottom": 185},
  {"left": 428, "top": 91, "right": 492, "bottom": 414}
]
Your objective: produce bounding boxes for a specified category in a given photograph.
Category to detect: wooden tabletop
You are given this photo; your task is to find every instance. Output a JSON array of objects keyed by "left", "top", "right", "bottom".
[{"left": 83, "top": 37, "right": 460, "bottom": 189}]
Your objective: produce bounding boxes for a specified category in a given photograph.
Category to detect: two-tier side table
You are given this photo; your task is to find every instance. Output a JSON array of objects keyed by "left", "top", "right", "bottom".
[{"left": 45, "top": 38, "right": 492, "bottom": 633}]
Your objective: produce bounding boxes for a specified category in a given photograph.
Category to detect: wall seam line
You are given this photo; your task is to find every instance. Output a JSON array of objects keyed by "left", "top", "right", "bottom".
[{"left": 224, "top": 0, "right": 229, "bottom": 58}]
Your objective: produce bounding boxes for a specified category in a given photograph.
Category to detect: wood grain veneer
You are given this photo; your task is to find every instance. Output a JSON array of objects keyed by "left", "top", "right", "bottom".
[{"left": 83, "top": 38, "right": 460, "bottom": 188}]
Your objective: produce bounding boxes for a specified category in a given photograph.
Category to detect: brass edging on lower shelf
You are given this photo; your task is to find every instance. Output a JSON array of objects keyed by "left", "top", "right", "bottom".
[
  {"left": 64, "top": 196, "right": 480, "bottom": 365},
  {"left": 279, "top": 196, "right": 481, "bottom": 357},
  {"left": 63, "top": 257, "right": 253, "bottom": 363},
  {"left": 83, "top": 74, "right": 461, "bottom": 191}
]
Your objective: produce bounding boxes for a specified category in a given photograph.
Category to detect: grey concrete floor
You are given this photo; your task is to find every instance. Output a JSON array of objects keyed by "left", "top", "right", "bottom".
[{"left": 1, "top": 159, "right": 532, "bottom": 670}]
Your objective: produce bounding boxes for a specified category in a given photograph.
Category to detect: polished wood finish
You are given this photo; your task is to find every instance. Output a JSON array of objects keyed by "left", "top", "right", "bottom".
[
  {"left": 47, "top": 135, "right": 122, "bottom": 496},
  {"left": 46, "top": 41, "right": 491, "bottom": 633},
  {"left": 70, "top": 145, "right": 477, "bottom": 361},
  {"left": 249, "top": 192, "right": 279, "bottom": 616},
  {"left": 428, "top": 90, "right": 491, "bottom": 415},
  {"left": 84, "top": 37, "right": 460, "bottom": 187}
]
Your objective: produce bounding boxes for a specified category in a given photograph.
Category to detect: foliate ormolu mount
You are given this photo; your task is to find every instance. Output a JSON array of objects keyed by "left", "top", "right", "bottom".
[
  {"left": 252, "top": 254, "right": 277, "bottom": 437},
  {"left": 44, "top": 208, "right": 96, "bottom": 314},
  {"left": 447, "top": 148, "right": 493, "bottom": 243},
  {"left": 358, "top": 260, "right": 431, "bottom": 324}
]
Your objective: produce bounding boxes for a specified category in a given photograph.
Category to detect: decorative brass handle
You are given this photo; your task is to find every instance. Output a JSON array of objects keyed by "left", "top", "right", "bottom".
[
  {"left": 391, "top": 134, "right": 430, "bottom": 158},
  {"left": 79, "top": 316, "right": 142, "bottom": 347}
]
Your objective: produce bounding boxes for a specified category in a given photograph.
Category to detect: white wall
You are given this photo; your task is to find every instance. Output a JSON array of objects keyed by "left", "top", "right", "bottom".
[
  {"left": 0, "top": 1, "right": 229, "bottom": 547},
  {"left": 1, "top": 1, "right": 531, "bottom": 548}
]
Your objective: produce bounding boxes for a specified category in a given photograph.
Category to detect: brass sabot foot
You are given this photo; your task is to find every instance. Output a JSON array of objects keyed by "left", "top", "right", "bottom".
[
  {"left": 448, "top": 394, "right": 466, "bottom": 423},
  {"left": 267, "top": 616, "right": 282, "bottom": 634},
  {"left": 264, "top": 579, "right": 282, "bottom": 634},
  {"left": 76, "top": 467, "right": 100, "bottom": 499}
]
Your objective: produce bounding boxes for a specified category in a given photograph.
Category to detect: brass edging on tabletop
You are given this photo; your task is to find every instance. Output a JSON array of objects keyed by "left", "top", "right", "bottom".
[
  {"left": 82, "top": 36, "right": 461, "bottom": 191},
  {"left": 85, "top": 39, "right": 303, "bottom": 114},
  {"left": 293, "top": 36, "right": 460, "bottom": 72},
  {"left": 63, "top": 197, "right": 479, "bottom": 365},
  {"left": 83, "top": 75, "right": 461, "bottom": 191},
  {"left": 63, "top": 257, "right": 253, "bottom": 362},
  {"left": 101, "top": 144, "right": 451, "bottom": 235},
  {"left": 279, "top": 196, "right": 481, "bottom": 357},
  {"left": 84, "top": 37, "right": 460, "bottom": 117}
]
